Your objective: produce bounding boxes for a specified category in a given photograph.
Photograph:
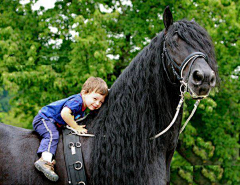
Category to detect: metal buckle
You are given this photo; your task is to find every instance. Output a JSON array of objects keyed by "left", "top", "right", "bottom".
[
  {"left": 76, "top": 142, "right": 81, "bottom": 148},
  {"left": 69, "top": 142, "right": 74, "bottom": 148},
  {"left": 74, "top": 161, "right": 83, "bottom": 170},
  {"left": 180, "top": 82, "right": 187, "bottom": 94},
  {"left": 78, "top": 181, "right": 85, "bottom": 185}
]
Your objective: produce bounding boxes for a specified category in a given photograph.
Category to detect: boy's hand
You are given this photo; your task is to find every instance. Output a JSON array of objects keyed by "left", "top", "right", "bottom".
[
  {"left": 74, "top": 125, "right": 88, "bottom": 134},
  {"left": 61, "top": 107, "right": 88, "bottom": 134}
]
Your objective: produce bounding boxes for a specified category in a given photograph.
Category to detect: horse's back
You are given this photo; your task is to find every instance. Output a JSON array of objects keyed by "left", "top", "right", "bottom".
[
  {"left": 0, "top": 122, "right": 36, "bottom": 136},
  {"left": 0, "top": 123, "right": 39, "bottom": 158},
  {"left": 0, "top": 123, "right": 67, "bottom": 185}
]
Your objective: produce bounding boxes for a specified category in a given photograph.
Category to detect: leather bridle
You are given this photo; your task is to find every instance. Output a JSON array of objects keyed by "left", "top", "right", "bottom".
[
  {"left": 162, "top": 36, "right": 209, "bottom": 99},
  {"left": 150, "top": 36, "right": 210, "bottom": 140}
]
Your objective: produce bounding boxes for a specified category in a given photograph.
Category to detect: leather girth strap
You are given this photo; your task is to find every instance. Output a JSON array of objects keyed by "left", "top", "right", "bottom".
[{"left": 63, "top": 128, "right": 87, "bottom": 185}]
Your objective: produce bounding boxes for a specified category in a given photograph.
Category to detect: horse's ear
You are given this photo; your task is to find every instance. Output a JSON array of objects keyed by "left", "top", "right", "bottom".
[
  {"left": 163, "top": 6, "right": 173, "bottom": 32},
  {"left": 191, "top": 18, "right": 195, "bottom": 22}
]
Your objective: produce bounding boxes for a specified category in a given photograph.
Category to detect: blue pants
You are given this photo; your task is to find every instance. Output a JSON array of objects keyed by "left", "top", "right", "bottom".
[{"left": 32, "top": 114, "right": 59, "bottom": 155}]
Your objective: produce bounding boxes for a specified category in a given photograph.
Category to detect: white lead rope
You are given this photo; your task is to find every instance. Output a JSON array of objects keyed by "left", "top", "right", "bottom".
[
  {"left": 66, "top": 86, "right": 201, "bottom": 139},
  {"left": 66, "top": 96, "right": 200, "bottom": 140},
  {"left": 65, "top": 93, "right": 201, "bottom": 139},
  {"left": 179, "top": 99, "right": 200, "bottom": 134},
  {"left": 150, "top": 94, "right": 185, "bottom": 140},
  {"left": 66, "top": 125, "right": 95, "bottom": 137},
  {"left": 150, "top": 81, "right": 201, "bottom": 140},
  {"left": 150, "top": 95, "right": 201, "bottom": 140}
]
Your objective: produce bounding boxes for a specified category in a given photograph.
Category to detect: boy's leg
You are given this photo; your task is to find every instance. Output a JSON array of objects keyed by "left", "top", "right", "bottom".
[
  {"left": 32, "top": 115, "right": 59, "bottom": 181},
  {"left": 33, "top": 117, "right": 59, "bottom": 156}
]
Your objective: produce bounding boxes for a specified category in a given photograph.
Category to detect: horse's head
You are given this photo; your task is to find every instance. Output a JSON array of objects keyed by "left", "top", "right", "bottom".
[{"left": 162, "top": 6, "right": 218, "bottom": 99}]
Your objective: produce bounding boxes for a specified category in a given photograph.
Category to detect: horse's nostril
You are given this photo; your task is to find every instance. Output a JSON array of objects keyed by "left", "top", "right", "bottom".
[
  {"left": 199, "top": 86, "right": 209, "bottom": 95},
  {"left": 192, "top": 70, "right": 204, "bottom": 84}
]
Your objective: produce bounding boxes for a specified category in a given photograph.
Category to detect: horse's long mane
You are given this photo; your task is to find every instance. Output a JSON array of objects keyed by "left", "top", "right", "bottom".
[{"left": 87, "top": 20, "right": 218, "bottom": 185}]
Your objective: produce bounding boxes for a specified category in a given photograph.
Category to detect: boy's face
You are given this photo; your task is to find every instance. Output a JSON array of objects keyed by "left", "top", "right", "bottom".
[{"left": 82, "top": 91, "right": 106, "bottom": 110}]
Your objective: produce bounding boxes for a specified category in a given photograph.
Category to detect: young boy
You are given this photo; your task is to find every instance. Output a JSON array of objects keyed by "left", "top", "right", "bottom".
[{"left": 32, "top": 77, "right": 108, "bottom": 181}]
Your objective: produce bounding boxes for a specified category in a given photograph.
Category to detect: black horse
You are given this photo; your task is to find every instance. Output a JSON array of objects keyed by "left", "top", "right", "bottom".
[{"left": 0, "top": 7, "right": 218, "bottom": 185}]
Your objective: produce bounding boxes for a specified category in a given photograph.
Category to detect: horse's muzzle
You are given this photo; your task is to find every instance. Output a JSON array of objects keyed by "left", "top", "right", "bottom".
[{"left": 188, "top": 67, "right": 216, "bottom": 98}]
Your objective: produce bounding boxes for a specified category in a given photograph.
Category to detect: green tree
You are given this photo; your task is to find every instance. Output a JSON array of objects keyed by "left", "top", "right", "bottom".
[
  {"left": 0, "top": 0, "right": 115, "bottom": 126},
  {"left": 170, "top": 0, "right": 239, "bottom": 184}
]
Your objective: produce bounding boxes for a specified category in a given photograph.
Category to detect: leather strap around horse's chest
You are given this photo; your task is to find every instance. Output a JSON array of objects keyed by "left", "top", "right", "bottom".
[{"left": 63, "top": 128, "right": 87, "bottom": 185}]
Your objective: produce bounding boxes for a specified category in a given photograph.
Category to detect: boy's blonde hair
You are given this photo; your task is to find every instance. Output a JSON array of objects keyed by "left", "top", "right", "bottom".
[{"left": 81, "top": 77, "right": 108, "bottom": 96}]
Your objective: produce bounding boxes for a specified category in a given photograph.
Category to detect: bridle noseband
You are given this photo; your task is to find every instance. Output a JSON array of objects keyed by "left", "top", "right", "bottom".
[{"left": 150, "top": 36, "right": 209, "bottom": 140}]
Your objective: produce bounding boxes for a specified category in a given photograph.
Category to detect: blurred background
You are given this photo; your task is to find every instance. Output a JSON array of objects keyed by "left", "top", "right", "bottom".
[{"left": 0, "top": 0, "right": 239, "bottom": 184}]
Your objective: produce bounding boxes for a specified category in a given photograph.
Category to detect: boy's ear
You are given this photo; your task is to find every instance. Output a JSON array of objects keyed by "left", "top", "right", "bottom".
[{"left": 81, "top": 90, "right": 86, "bottom": 95}]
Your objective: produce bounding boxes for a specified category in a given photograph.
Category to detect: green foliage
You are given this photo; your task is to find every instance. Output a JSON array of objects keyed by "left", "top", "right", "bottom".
[
  {"left": 0, "top": 0, "right": 239, "bottom": 184},
  {"left": 171, "top": 0, "right": 239, "bottom": 184},
  {"left": 171, "top": 166, "right": 193, "bottom": 185},
  {"left": 193, "top": 165, "right": 225, "bottom": 184},
  {"left": 0, "top": 87, "right": 11, "bottom": 113}
]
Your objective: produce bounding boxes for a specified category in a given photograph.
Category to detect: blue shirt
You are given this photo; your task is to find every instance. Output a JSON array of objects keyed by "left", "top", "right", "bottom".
[{"left": 39, "top": 94, "right": 85, "bottom": 125}]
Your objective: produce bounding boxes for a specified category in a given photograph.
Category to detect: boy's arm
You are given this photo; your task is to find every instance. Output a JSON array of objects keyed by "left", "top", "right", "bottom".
[{"left": 61, "top": 107, "right": 87, "bottom": 134}]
